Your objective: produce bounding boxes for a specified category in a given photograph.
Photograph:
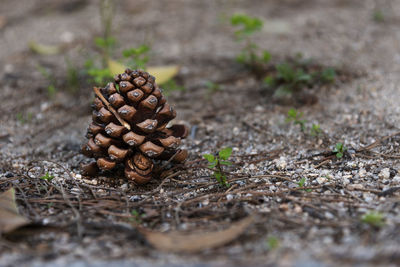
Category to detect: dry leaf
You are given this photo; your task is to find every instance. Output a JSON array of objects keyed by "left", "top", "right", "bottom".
[
  {"left": 107, "top": 59, "right": 179, "bottom": 85},
  {"left": 0, "top": 188, "right": 29, "bottom": 233},
  {"left": 140, "top": 216, "right": 254, "bottom": 253},
  {"left": 28, "top": 41, "right": 60, "bottom": 55},
  {"left": 146, "top": 65, "right": 180, "bottom": 85}
]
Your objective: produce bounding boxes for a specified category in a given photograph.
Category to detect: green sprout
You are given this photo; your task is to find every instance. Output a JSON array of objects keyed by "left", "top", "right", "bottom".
[
  {"left": 297, "top": 177, "right": 312, "bottom": 192},
  {"left": 332, "top": 143, "right": 347, "bottom": 159},
  {"left": 37, "top": 65, "right": 57, "bottom": 98},
  {"left": 319, "top": 67, "right": 336, "bottom": 83},
  {"left": 161, "top": 79, "right": 186, "bottom": 96},
  {"left": 286, "top": 108, "right": 307, "bottom": 132},
  {"left": 267, "top": 63, "right": 311, "bottom": 97},
  {"left": 84, "top": 58, "right": 112, "bottom": 85},
  {"left": 203, "top": 147, "right": 233, "bottom": 187},
  {"left": 40, "top": 172, "right": 54, "bottom": 182},
  {"left": 230, "top": 14, "right": 271, "bottom": 74},
  {"left": 205, "top": 81, "right": 221, "bottom": 96},
  {"left": 16, "top": 112, "right": 33, "bottom": 124},
  {"left": 265, "top": 62, "right": 336, "bottom": 98},
  {"left": 122, "top": 44, "right": 150, "bottom": 70},
  {"left": 130, "top": 209, "right": 144, "bottom": 224},
  {"left": 361, "top": 211, "right": 385, "bottom": 227},
  {"left": 65, "top": 58, "right": 80, "bottom": 93},
  {"left": 231, "top": 14, "right": 263, "bottom": 38},
  {"left": 266, "top": 236, "right": 280, "bottom": 250},
  {"left": 310, "top": 124, "right": 322, "bottom": 136},
  {"left": 373, "top": 9, "right": 385, "bottom": 23}
]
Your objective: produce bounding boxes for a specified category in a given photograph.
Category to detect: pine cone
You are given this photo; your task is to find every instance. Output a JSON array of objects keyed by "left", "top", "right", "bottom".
[{"left": 81, "top": 69, "right": 188, "bottom": 184}]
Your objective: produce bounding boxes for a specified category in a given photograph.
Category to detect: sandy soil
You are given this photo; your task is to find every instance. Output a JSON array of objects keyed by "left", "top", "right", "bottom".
[{"left": 1, "top": 0, "right": 400, "bottom": 266}]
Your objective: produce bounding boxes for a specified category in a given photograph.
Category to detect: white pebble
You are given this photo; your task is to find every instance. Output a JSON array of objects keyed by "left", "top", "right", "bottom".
[
  {"left": 316, "top": 177, "right": 327, "bottom": 184},
  {"left": 358, "top": 168, "right": 367, "bottom": 178},
  {"left": 379, "top": 168, "right": 390, "bottom": 179},
  {"left": 393, "top": 176, "right": 400, "bottom": 184}
]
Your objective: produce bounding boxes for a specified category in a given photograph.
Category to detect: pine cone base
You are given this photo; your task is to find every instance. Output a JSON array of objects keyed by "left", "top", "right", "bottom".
[{"left": 81, "top": 69, "right": 188, "bottom": 184}]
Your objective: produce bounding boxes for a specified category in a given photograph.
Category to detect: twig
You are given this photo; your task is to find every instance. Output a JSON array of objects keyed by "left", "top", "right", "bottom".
[
  {"left": 93, "top": 87, "right": 131, "bottom": 130},
  {"left": 358, "top": 131, "right": 400, "bottom": 152}
]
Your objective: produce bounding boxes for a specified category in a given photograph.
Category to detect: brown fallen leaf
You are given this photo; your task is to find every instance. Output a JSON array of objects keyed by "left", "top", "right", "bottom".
[
  {"left": 0, "top": 188, "right": 29, "bottom": 233},
  {"left": 139, "top": 216, "right": 254, "bottom": 253}
]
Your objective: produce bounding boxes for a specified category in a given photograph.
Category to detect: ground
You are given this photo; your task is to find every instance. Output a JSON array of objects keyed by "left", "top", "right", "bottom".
[{"left": 1, "top": 0, "right": 400, "bottom": 266}]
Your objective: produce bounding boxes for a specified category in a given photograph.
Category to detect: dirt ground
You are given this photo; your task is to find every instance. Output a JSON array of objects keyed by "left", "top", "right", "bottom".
[{"left": 1, "top": 0, "right": 400, "bottom": 266}]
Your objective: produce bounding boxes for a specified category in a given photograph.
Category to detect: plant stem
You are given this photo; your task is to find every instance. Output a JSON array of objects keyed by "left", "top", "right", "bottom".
[{"left": 99, "top": 0, "right": 115, "bottom": 67}]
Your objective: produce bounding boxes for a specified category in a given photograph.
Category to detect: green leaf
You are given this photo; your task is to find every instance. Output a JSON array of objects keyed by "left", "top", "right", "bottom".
[
  {"left": 273, "top": 85, "right": 293, "bottom": 98},
  {"left": 214, "top": 172, "right": 222, "bottom": 183},
  {"left": 95, "top": 37, "right": 116, "bottom": 49},
  {"left": 230, "top": 14, "right": 263, "bottom": 38},
  {"left": 266, "top": 236, "right": 280, "bottom": 250},
  {"left": 264, "top": 76, "right": 275, "bottom": 86},
  {"left": 219, "top": 147, "right": 233, "bottom": 160},
  {"left": 361, "top": 211, "right": 385, "bottom": 227},
  {"left": 40, "top": 172, "right": 54, "bottom": 181},
  {"left": 203, "top": 154, "right": 215, "bottom": 163},
  {"left": 221, "top": 174, "right": 230, "bottom": 187},
  {"left": 298, "top": 177, "right": 306, "bottom": 187},
  {"left": 220, "top": 161, "right": 232, "bottom": 166},
  {"left": 296, "top": 73, "right": 311, "bottom": 82},
  {"left": 336, "top": 152, "right": 343, "bottom": 159},
  {"left": 262, "top": 50, "right": 271, "bottom": 63},
  {"left": 208, "top": 162, "right": 217, "bottom": 169},
  {"left": 320, "top": 68, "right": 336, "bottom": 83}
]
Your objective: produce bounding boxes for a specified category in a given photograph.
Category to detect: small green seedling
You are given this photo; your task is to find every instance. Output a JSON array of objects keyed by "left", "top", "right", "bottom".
[
  {"left": 205, "top": 81, "right": 221, "bottom": 96},
  {"left": 361, "top": 211, "right": 385, "bottom": 227},
  {"left": 203, "top": 147, "right": 233, "bottom": 187},
  {"left": 286, "top": 108, "right": 307, "bottom": 132},
  {"left": 95, "top": 36, "right": 116, "bottom": 65},
  {"left": 40, "top": 172, "right": 54, "bottom": 182},
  {"left": 373, "top": 9, "right": 385, "bottom": 23},
  {"left": 231, "top": 13, "right": 263, "bottom": 39},
  {"left": 297, "top": 177, "right": 312, "bottom": 192},
  {"left": 230, "top": 14, "right": 271, "bottom": 73},
  {"left": 267, "top": 63, "right": 311, "bottom": 97},
  {"left": 266, "top": 236, "right": 280, "bottom": 250},
  {"left": 122, "top": 44, "right": 150, "bottom": 70},
  {"left": 84, "top": 58, "right": 112, "bottom": 85},
  {"left": 265, "top": 62, "right": 336, "bottom": 98},
  {"left": 333, "top": 143, "right": 347, "bottom": 159},
  {"left": 37, "top": 65, "right": 57, "bottom": 98},
  {"left": 130, "top": 209, "right": 144, "bottom": 224},
  {"left": 161, "top": 79, "right": 186, "bottom": 96},
  {"left": 310, "top": 124, "right": 322, "bottom": 136},
  {"left": 16, "top": 112, "right": 33, "bottom": 124},
  {"left": 319, "top": 67, "right": 336, "bottom": 83},
  {"left": 65, "top": 58, "right": 80, "bottom": 93}
]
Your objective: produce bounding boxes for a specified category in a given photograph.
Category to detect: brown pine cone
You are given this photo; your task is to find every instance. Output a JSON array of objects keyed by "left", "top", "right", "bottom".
[{"left": 81, "top": 69, "right": 188, "bottom": 184}]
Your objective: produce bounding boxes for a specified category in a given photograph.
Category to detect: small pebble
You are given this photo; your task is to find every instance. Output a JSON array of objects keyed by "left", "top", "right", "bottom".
[
  {"left": 379, "top": 168, "right": 390, "bottom": 179},
  {"left": 358, "top": 168, "right": 367, "bottom": 178},
  {"left": 347, "top": 183, "right": 363, "bottom": 190}
]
